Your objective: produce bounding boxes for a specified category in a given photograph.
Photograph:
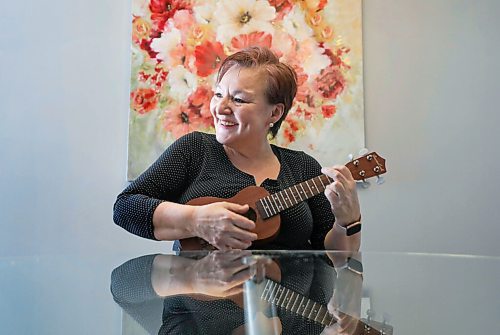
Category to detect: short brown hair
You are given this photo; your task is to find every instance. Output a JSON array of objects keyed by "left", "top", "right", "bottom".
[{"left": 216, "top": 46, "right": 297, "bottom": 138}]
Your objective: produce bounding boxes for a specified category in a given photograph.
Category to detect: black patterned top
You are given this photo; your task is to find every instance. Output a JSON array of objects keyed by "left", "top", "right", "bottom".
[{"left": 113, "top": 131, "right": 335, "bottom": 250}]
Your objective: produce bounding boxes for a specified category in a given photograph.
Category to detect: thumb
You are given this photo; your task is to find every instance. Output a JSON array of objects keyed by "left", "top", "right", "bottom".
[{"left": 221, "top": 202, "right": 249, "bottom": 213}]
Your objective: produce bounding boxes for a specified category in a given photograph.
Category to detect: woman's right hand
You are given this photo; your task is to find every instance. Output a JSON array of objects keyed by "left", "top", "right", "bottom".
[
  {"left": 192, "top": 202, "right": 258, "bottom": 250},
  {"left": 189, "top": 250, "right": 254, "bottom": 297}
]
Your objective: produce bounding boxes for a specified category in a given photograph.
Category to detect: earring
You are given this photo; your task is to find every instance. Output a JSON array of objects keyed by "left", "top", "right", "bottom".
[{"left": 269, "top": 122, "right": 274, "bottom": 128}]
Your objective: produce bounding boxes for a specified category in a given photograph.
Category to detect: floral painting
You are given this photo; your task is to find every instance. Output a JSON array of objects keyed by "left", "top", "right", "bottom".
[{"left": 128, "top": 0, "right": 364, "bottom": 180}]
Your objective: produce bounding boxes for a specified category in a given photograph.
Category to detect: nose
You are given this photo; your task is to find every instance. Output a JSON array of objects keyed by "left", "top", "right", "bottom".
[{"left": 215, "top": 96, "right": 232, "bottom": 115}]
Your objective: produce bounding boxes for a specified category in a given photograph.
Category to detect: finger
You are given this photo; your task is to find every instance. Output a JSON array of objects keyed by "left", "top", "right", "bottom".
[
  {"left": 225, "top": 236, "right": 254, "bottom": 250},
  {"left": 322, "top": 166, "right": 351, "bottom": 184},
  {"left": 224, "top": 284, "right": 245, "bottom": 296}
]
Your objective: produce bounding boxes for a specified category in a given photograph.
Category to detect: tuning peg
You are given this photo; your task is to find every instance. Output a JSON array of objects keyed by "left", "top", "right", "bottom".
[
  {"left": 358, "top": 180, "right": 371, "bottom": 189},
  {"left": 348, "top": 153, "right": 354, "bottom": 161},
  {"left": 376, "top": 176, "right": 385, "bottom": 185},
  {"left": 359, "top": 148, "right": 369, "bottom": 156}
]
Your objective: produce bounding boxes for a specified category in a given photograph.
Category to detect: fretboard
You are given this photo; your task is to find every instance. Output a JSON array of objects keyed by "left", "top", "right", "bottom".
[
  {"left": 261, "top": 279, "right": 336, "bottom": 327},
  {"left": 256, "top": 174, "right": 333, "bottom": 219},
  {"left": 261, "top": 279, "right": 392, "bottom": 335}
]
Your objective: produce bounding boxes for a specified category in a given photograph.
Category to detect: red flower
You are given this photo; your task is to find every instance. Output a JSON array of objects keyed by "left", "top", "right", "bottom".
[
  {"left": 315, "top": 67, "right": 345, "bottom": 100},
  {"left": 268, "top": 0, "right": 294, "bottom": 20},
  {"left": 194, "top": 41, "right": 226, "bottom": 77},
  {"left": 321, "top": 105, "right": 336, "bottom": 118},
  {"left": 231, "top": 32, "right": 273, "bottom": 50},
  {"left": 149, "top": 0, "right": 191, "bottom": 33},
  {"left": 131, "top": 88, "right": 158, "bottom": 115}
]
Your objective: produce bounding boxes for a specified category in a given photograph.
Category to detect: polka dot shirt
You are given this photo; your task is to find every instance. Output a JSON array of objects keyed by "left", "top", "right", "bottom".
[{"left": 113, "top": 131, "right": 335, "bottom": 250}]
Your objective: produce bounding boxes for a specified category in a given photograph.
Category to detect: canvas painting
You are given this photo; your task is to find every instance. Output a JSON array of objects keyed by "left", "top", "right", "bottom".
[{"left": 128, "top": 0, "right": 364, "bottom": 180}]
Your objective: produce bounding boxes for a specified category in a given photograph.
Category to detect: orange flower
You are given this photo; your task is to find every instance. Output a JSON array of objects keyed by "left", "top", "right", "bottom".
[
  {"left": 163, "top": 104, "right": 203, "bottom": 139},
  {"left": 321, "top": 105, "right": 336, "bottom": 118},
  {"left": 231, "top": 32, "right": 273, "bottom": 50},
  {"left": 194, "top": 40, "right": 226, "bottom": 77},
  {"left": 131, "top": 88, "right": 158, "bottom": 115}
]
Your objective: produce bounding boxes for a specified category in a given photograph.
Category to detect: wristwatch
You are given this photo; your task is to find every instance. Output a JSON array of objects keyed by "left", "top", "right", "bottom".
[
  {"left": 346, "top": 220, "right": 362, "bottom": 236},
  {"left": 336, "top": 257, "right": 363, "bottom": 275}
]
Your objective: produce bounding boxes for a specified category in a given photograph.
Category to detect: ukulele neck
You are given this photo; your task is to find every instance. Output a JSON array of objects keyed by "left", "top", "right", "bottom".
[{"left": 256, "top": 174, "right": 333, "bottom": 219}]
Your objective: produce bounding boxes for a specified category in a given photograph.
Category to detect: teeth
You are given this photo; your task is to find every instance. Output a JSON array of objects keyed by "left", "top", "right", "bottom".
[{"left": 219, "top": 119, "right": 237, "bottom": 126}]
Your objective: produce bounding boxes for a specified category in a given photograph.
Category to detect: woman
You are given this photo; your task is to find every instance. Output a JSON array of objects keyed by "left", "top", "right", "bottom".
[{"left": 114, "top": 46, "right": 361, "bottom": 251}]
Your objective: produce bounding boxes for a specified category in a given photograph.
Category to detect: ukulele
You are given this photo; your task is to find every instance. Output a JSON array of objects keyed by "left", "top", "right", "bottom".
[
  {"left": 188, "top": 254, "right": 393, "bottom": 335},
  {"left": 180, "top": 152, "right": 387, "bottom": 250}
]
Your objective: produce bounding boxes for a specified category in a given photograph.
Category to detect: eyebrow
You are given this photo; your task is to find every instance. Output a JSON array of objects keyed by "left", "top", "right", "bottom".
[{"left": 215, "top": 85, "right": 255, "bottom": 96}]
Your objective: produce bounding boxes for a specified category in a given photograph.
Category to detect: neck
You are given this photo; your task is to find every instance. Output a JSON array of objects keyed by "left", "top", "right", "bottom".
[{"left": 223, "top": 140, "right": 274, "bottom": 162}]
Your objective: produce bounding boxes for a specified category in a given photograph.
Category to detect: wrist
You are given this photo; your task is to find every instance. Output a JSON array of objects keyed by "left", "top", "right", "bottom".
[{"left": 336, "top": 215, "right": 362, "bottom": 236}]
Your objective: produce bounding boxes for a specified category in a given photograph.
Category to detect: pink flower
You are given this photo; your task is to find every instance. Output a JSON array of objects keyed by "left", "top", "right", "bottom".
[
  {"left": 149, "top": 0, "right": 192, "bottom": 33},
  {"left": 231, "top": 32, "right": 272, "bottom": 50}
]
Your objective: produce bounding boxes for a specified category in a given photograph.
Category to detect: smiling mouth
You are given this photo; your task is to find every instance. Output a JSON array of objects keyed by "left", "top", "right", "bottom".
[{"left": 218, "top": 118, "right": 238, "bottom": 127}]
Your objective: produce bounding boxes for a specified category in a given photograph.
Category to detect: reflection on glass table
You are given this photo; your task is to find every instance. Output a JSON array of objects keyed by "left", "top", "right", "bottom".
[{"left": 111, "top": 251, "right": 391, "bottom": 335}]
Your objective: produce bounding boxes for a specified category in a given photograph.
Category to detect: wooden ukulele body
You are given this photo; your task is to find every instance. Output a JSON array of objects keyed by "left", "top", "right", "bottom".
[{"left": 180, "top": 186, "right": 281, "bottom": 250}]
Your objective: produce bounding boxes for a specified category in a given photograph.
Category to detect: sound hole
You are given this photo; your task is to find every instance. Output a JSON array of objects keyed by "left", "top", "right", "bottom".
[{"left": 244, "top": 208, "right": 257, "bottom": 222}]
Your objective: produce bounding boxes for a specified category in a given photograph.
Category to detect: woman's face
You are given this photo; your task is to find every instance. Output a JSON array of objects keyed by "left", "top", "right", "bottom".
[{"left": 210, "top": 66, "right": 281, "bottom": 149}]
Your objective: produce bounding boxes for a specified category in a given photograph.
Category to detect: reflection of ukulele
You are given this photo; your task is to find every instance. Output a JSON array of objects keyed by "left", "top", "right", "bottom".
[
  {"left": 261, "top": 278, "right": 393, "bottom": 335},
  {"left": 190, "top": 256, "right": 393, "bottom": 335},
  {"left": 180, "top": 152, "right": 387, "bottom": 250}
]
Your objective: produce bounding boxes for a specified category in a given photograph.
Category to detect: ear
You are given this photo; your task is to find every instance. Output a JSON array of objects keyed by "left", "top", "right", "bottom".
[{"left": 270, "top": 103, "right": 285, "bottom": 123}]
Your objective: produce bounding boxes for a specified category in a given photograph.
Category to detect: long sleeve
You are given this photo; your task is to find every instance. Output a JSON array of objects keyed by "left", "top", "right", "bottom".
[{"left": 113, "top": 132, "right": 201, "bottom": 239}]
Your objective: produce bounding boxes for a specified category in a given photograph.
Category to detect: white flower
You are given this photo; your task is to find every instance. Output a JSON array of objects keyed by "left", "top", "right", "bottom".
[
  {"left": 193, "top": 3, "right": 217, "bottom": 24},
  {"left": 282, "top": 5, "right": 314, "bottom": 42},
  {"left": 150, "top": 22, "right": 182, "bottom": 68},
  {"left": 167, "top": 66, "right": 198, "bottom": 102},
  {"left": 299, "top": 40, "right": 331, "bottom": 77},
  {"left": 213, "top": 0, "right": 276, "bottom": 44}
]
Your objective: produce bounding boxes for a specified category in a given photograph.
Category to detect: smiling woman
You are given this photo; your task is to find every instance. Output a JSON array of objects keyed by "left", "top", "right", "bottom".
[{"left": 114, "top": 46, "right": 362, "bottom": 252}]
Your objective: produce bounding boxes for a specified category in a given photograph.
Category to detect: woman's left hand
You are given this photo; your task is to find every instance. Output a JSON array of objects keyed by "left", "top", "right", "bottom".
[{"left": 321, "top": 165, "right": 361, "bottom": 227}]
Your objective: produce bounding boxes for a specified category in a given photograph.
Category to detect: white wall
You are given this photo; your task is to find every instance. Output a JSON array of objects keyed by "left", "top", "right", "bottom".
[{"left": 1, "top": 0, "right": 499, "bottom": 256}]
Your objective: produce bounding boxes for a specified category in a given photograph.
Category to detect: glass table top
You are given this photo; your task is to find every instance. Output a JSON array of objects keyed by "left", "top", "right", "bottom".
[{"left": 1, "top": 251, "right": 499, "bottom": 335}]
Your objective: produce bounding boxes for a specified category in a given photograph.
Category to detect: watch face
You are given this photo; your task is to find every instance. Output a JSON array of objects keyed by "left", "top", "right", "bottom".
[
  {"left": 347, "top": 257, "right": 363, "bottom": 275},
  {"left": 346, "top": 222, "right": 362, "bottom": 236}
]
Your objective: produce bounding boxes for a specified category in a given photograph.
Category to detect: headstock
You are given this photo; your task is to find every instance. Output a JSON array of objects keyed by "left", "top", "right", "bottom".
[{"left": 345, "top": 152, "right": 387, "bottom": 183}]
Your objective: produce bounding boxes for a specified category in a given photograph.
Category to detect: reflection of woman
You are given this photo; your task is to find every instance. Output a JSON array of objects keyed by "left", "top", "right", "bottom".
[
  {"left": 110, "top": 252, "right": 345, "bottom": 335},
  {"left": 113, "top": 46, "right": 361, "bottom": 251}
]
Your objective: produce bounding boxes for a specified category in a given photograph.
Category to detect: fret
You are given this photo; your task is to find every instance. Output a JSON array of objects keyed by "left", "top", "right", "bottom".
[
  {"left": 272, "top": 194, "right": 284, "bottom": 212},
  {"left": 296, "top": 296, "right": 306, "bottom": 315},
  {"left": 325, "top": 174, "right": 334, "bottom": 183},
  {"left": 269, "top": 281, "right": 279, "bottom": 301},
  {"left": 305, "top": 181, "right": 314, "bottom": 196},
  {"left": 279, "top": 290, "right": 291, "bottom": 307},
  {"left": 289, "top": 292, "right": 301, "bottom": 313},
  {"left": 284, "top": 188, "right": 295, "bottom": 206},
  {"left": 264, "top": 196, "right": 277, "bottom": 216},
  {"left": 289, "top": 187, "right": 299, "bottom": 203},
  {"left": 302, "top": 300, "right": 313, "bottom": 318},
  {"left": 285, "top": 291, "right": 296, "bottom": 310},
  {"left": 273, "top": 285, "right": 284, "bottom": 304},
  {"left": 318, "top": 176, "right": 326, "bottom": 188},
  {"left": 294, "top": 185, "right": 303, "bottom": 201},
  {"left": 278, "top": 191, "right": 289, "bottom": 209},
  {"left": 315, "top": 306, "right": 327, "bottom": 323},
  {"left": 262, "top": 280, "right": 273, "bottom": 300},
  {"left": 312, "top": 178, "right": 320, "bottom": 192},
  {"left": 276, "top": 286, "right": 288, "bottom": 306},
  {"left": 307, "top": 302, "right": 320, "bottom": 320},
  {"left": 320, "top": 307, "right": 330, "bottom": 325},
  {"left": 299, "top": 183, "right": 308, "bottom": 198},
  {"left": 259, "top": 199, "right": 271, "bottom": 218}
]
